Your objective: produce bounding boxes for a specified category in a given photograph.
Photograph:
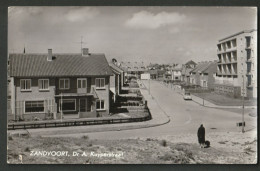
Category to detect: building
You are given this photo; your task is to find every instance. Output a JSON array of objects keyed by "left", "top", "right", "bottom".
[
  {"left": 148, "top": 69, "right": 166, "bottom": 80},
  {"left": 9, "top": 48, "right": 113, "bottom": 121},
  {"left": 109, "top": 62, "right": 124, "bottom": 104},
  {"left": 171, "top": 64, "right": 182, "bottom": 81},
  {"left": 181, "top": 66, "right": 193, "bottom": 84},
  {"left": 215, "top": 29, "right": 257, "bottom": 98},
  {"left": 185, "top": 60, "right": 197, "bottom": 69},
  {"left": 181, "top": 60, "right": 197, "bottom": 83},
  {"left": 190, "top": 61, "right": 217, "bottom": 89},
  {"left": 119, "top": 61, "right": 146, "bottom": 79}
]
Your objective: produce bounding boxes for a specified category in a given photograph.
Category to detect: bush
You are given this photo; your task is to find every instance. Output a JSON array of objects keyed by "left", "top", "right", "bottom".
[
  {"left": 82, "top": 135, "right": 89, "bottom": 140},
  {"left": 24, "top": 147, "right": 30, "bottom": 152},
  {"left": 8, "top": 136, "right": 13, "bottom": 141},
  {"left": 161, "top": 140, "right": 167, "bottom": 147}
]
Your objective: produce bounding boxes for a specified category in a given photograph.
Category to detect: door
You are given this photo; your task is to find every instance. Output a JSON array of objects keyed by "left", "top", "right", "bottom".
[
  {"left": 79, "top": 99, "right": 87, "bottom": 112},
  {"left": 77, "top": 78, "right": 87, "bottom": 94}
]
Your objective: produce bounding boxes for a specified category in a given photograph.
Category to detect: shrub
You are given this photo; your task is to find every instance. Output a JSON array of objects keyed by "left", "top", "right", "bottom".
[
  {"left": 82, "top": 135, "right": 89, "bottom": 140},
  {"left": 24, "top": 147, "right": 30, "bottom": 152},
  {"left": 8, "top": 136, "right": 13, "bottom": 141},
  {"left": 161, "top": 140, "right": 167, "bottom": 147}
]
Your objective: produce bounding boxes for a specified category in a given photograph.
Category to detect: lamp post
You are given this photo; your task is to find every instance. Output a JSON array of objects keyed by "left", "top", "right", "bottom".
[
  {"left": 241, "top": 63, "right": 245, "bottom": 133},
  {"left": 149, "top": 78, "right": 150, "bottom": 95},
  {"left": 242, "top": 75, "right": 245, "bottom": 133}
]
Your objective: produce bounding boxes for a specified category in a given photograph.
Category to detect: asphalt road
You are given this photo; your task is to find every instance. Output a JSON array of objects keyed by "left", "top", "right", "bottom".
[{"left": 65, "top": 80, "right": 257, "bottom": 140}]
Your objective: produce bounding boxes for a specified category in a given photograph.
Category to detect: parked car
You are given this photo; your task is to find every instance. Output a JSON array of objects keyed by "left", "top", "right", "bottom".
[{"left": 183, "top": 92, "right": 192, "bottom": 100}]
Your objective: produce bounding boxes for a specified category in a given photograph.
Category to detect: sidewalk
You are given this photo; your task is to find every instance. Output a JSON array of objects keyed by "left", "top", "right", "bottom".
[
  {"left": 9, "top": 86, "right": 170, "bottom": 137},
  {"left": 191, "top": 94, "right": 257, "bottom": 109},
  {"left": 159, "top": 81, "right": 257, "bottom": 109}
]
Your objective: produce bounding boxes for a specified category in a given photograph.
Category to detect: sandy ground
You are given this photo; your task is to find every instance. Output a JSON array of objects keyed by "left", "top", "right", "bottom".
[{"left": 7, "top": 130, "right": 257, "bottom": 164}]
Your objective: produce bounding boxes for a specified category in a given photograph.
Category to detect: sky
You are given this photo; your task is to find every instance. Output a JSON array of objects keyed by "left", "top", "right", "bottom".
[{"left": 8, "top": 6, "right": 257, "bottom": 65}]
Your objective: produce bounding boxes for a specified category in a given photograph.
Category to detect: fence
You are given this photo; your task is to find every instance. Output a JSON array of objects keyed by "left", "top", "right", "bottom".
[{"left": 8, "top": 108, "right": 152, "bottom": 130}]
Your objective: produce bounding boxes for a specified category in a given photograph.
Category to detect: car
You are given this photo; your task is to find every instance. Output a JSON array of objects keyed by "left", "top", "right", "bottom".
[{"left": 183, "top": 92, "right": 192, "bottom": 100}]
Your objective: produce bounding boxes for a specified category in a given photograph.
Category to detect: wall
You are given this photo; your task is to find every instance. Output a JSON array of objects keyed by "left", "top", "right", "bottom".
[
  {"left": 214, "top": 84, "right": 241, "bottom": 98},
  {"left": 91, "top": 76, "right": 110, "bottom": 116}
]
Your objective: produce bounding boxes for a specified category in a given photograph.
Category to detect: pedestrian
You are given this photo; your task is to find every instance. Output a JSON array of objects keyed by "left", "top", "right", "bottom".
[{"left": 197, "top": 124, "right": 205, "bottom": 148}]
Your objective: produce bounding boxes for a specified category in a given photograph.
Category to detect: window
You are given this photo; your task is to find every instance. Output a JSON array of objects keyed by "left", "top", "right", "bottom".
[
  {"left": 20, "top": 79, "right": 31, "bottom": 91},
  {"left": 59, "top": 79, "right": 70, "bottom": 89},
  {"left": 77, "top": 79, "right": 86, "bottom": 89},
  {"left": 39, "top": 79, "right": 49, "bottom": 90},
  {"left": 25, "top": 101, "right": 44, "bottom": 113},
  {"left": 96, "top": 78, "right": 105, "bottom": 89},
  {"left": 59, "top": 99, "right": 76, "bottom": 112},
  {"left": 96, "top": 100, "right": 105, "bottom": 110}
]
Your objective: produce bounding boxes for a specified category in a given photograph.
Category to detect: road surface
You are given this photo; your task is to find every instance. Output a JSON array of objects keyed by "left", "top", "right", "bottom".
[{"left": 54, "top": 80, "right": 257, "bottom": 139}]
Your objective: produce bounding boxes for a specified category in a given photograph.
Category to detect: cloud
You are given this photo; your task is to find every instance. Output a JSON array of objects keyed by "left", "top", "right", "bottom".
[
  {"left": 65, "top": 7, "right": 99, "bottom": 22},
  {"left": 125, "top": 11, "right": 186, "bottom": 29},
  {"left": 169, "top": 27, "right": 180, "bottom": 34}
]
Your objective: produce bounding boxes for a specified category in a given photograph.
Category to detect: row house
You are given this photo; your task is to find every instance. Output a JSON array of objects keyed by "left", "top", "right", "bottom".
[
  {"left": 190, "top": 61, "right": 217, "bottom": 90},
  {"left": 9, "top": 48, "right": 113, "bottom": 121},
  {"left": 119, "top": 61, "right": 146, "bottom": 79},
  {"left": 109, "top": 62, "right": 124, "bottom": 104}
]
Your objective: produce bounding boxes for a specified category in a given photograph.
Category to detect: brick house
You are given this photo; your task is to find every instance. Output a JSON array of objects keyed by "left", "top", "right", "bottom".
[{"left": 9, "top": 48, "right": 113, "bottom": 121}]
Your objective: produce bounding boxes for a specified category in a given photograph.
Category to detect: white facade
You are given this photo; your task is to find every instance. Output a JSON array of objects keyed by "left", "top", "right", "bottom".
[{"left": 216, "top": 29, "right": 257, "bottom": 98}]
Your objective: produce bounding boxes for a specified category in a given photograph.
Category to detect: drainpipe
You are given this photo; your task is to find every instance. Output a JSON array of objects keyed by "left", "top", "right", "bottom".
[{"left": 60, "top": 92, "right": 63, "bottom": 122}]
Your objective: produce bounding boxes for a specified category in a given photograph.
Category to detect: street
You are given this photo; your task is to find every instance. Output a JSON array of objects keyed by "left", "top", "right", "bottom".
[{"left": 73, "top": 80, "right": 257, "bottom": 140}]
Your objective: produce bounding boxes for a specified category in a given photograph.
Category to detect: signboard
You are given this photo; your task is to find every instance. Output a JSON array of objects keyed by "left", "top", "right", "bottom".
[
  {"left": 236, "top": 122, "right": 245, "bottom": 127},
  {"left": 141, "top": 73, "right": 150, "bottom": 80}
]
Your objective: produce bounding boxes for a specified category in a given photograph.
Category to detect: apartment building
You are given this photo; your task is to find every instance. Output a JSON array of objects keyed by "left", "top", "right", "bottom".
[
  {"left": 9, "top": 48, "right": 113, "bottom": 121},
  {"left": 215, "top": 29, "right": 257, "bottom": 98}
]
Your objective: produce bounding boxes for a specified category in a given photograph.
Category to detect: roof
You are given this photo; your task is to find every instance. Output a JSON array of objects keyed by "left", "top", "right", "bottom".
[
  {"left": 202, "top": 62, "right": 217, "bottom": 74},
  {"left": 9, "top": 53, "right": 113, "bottom": 77},
  {"left": 190, "top": 61, "right": 217, "bottom": 74},
  {"left": 185, "top": 60, "right": 197, "bottom": 66},
  {"left": 171, "top": 64, "right": 182, "bottom": 71},
  {"left": 219, "top": 29, "right": 257, "bottom": 42},
  {"left": 120, "top": 61, "right": 146, "bottom": 72},
  {"left": 109, "top": 63, "right": 124, "bottom": 75},
  {"left": 149, "top": 70, "right": 158, "bottom": 75}
]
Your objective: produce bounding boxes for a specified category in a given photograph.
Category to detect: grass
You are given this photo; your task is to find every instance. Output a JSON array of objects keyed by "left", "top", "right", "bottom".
[
  {"left": 81, "top": 135, "right": 89, "bottom": 140},
  {"left": 7, "top": 135, "right": 256, "bottom": 164},
  {"left": 193, "top": 92, "right": 257, "bottom": 106}
]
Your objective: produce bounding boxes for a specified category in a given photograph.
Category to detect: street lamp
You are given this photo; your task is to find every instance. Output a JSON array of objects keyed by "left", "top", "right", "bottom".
[{"left": 242, "top": 75, "right": 245, "bottom": 133}]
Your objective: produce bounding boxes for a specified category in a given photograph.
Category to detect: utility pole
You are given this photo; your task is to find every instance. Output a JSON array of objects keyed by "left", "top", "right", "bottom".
[
  {"left": 242, "top": 75, "right": 245, "bottom": 133},
  {"left": 149, "top": 78, "right": 150, "bottom": 95},
  {"left": 241, "top": 62, "right": 245, "bottom": 133}
]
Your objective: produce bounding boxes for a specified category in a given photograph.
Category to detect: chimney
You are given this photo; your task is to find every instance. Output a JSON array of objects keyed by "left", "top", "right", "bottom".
[
  {"left": 82, "top": 48, "right": 89, "bottom": 56},
  {"left": 47, "top": 49, "right": 52, "bottom": 61}
]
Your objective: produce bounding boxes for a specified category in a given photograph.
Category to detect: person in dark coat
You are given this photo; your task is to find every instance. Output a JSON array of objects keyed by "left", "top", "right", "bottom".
[{"left": 197, "top": 124, "right": 205, "bottom": 148}]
